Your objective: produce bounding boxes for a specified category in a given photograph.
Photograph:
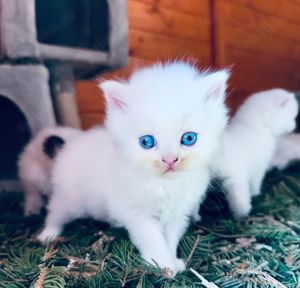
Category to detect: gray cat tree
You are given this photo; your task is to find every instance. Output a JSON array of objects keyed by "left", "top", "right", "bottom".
[{"left": 0, "top": 0, "right": 128, "bottom": 191}]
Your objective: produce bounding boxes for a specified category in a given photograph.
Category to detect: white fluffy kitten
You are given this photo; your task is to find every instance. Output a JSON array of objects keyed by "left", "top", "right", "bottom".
[
  {"left": 18, "top": 127, "right": 81, "bottom": 216},
  {"left": 210, "top": 89, "right": 298, "bottom": 219},
  {"left": 37, "top": 62, "right": 229, "bottom": 274},
  {"left": 270, "top": 133, "right": 300, "bottom": 170}
]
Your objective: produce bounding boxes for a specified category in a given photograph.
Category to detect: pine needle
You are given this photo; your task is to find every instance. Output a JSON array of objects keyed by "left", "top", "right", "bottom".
[
  {"left": 1, "top": 168, "right": 300, "bottom": 287},
  {"left": 190, "top": 268, "right": 219, "bottom": 288}
]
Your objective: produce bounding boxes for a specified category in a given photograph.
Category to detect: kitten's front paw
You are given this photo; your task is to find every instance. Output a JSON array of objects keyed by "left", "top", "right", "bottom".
[
  {"left": 145, "top": 257, "right": 177, "bottom": 276},
  {"left": 192, "top": 213, "right": 202, "bottom": 223},
  {"left": 251, "top": 188, "right": 261, "bottom": 197},
  {"left": 174, "top": 258, "right": 186, "bottom": 272},
  {"left": 37, "top": 227, "right": 60, "bottom": 243},
  {"left": 232, "top": 202, "right": 251, "bottom": 219}
]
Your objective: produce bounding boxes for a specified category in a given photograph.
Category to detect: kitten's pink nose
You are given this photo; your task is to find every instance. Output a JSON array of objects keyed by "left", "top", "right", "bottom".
[{"left": 162, "top": 155, "right": 178, "bottom": 166}]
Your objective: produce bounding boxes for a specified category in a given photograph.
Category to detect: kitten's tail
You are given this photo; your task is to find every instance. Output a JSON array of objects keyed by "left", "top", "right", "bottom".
[{"left": 43, "top": 135, "right": 65, "bottom": 159}]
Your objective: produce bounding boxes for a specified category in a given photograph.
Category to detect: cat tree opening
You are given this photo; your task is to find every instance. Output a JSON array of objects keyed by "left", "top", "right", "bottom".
[{"left": 0, "top": 96, "right": 31, "bottom": 181}]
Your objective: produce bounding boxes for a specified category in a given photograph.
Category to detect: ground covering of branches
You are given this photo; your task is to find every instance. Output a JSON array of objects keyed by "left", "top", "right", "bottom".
[{"left": 1, "top": 164, "right": 300, "bottom": 287}]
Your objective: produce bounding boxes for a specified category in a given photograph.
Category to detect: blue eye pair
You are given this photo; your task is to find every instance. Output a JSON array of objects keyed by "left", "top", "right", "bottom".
[{"left": 139, "top": 132, "right": 197, "bottom": 149}]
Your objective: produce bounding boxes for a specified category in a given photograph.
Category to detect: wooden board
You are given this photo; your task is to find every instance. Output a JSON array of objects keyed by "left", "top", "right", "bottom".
[
  {"left": 226, "top": 49, "right": 300, "bottom": 82},
  {"left": 128, "top": 1, "right": 210, "bottom": 42},
  {"left": 220, "top": 1, "right": 300, "bottom": 44},
  {"left": 228, "top": 0, "right": 300, "bottom": 25},
  {"left": 76, "top": 81, "right": 105, "bottom": 113},
  {"left": 222, "top": 24, "right": 300, "bottom": 62},
  {"left": 135, "top": 0, "right": 210, "bottom": 16},
  {"left": 80, "top": 113, "right": 106, "bottom": 130},
  {"left": 129, "top": 29, "right": 211, "bottom": 65}
]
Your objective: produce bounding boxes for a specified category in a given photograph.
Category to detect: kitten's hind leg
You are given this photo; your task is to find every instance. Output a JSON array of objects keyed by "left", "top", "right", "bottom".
[
  {"left": 191, "top": 203, "right": 202, "bottom": 223},
  {"left": 224, "top": 178, "right": 251, "bottom": 219},
  {"left": 24, "top": 184, "right": 43, "bottom": 216},
  {"left": 37, "top": 208, "right": 72, "bottom": 243},
  {"left": 250, "top": 171, "right": 264, "bottom": 196}
]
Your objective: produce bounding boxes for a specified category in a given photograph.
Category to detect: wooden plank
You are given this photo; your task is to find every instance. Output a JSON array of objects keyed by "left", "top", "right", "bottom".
[
  {"left": 222, "top": 24, "right": 300, "bottom": 62},
  {"left": 226, "top": 90, "right": 251, "bottom": 115},
  {"left": 135, "top": 0, "right": 210, "bottom": 17},
  {"left": 97, "top": 57, "right": 156, "bottom": 82},
  {"left": 76, "top": 81, "right": 105, "bottom": 113},
  {"left": 214, "top": 0, "right": 227, "bottom": 67},
  {"left": 128, "top": 1, "right": 210, "bottom": 42},
  {"left": 226, "top": 49, "right": 300, "bottom": 82},
  {"left": 129, "top": 29, "right": 211, "bottom": 66},
  {"left": 220, "top": 1, "right": 300, "bottom": 44},
  {"left": 228, "top": 0, "right": 300, "bottom": 25},
  {"left": 229, "top": 70, "right": 300, "bottom": 93},
  {"left": 287, "top": 0, "right": 300, "bottom": 7},
  {"left": 80, "top": 113, "right": 106, "bottom": 130}
]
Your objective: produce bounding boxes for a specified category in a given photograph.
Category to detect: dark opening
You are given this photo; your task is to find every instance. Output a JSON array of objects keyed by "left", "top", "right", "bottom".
[
  {"left": 0, "top": 97, "right": 31, "bottom": 180},
  {"left": 35, "top": 0, "right": 109, "bottom": 51}
]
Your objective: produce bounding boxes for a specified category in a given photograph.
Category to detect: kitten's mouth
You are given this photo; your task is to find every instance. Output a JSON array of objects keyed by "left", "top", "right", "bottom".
[{"left": 165, "top": 166, "right": 175, "bottom": 173}]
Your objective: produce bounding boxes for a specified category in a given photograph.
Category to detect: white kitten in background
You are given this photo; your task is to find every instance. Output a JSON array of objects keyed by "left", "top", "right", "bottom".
[
  {"left": 270, "top": 133, "right": 300, "bottom": 170},
  {"left": 18, "top": 127, "right": 81, "bottom": 216},
  {"left": 210, "top": 89, "right": 298, "bottom": 219},
  {"left": 38, "top": 62, "right": 229, "bottom": 275}
]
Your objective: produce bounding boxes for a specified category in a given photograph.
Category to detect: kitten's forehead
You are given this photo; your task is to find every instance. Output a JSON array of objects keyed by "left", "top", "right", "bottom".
[
  {"left": 127, "top": 62, "right": 206, "bottom": 106},
  {"left": 127, "top": 79, "right": 206, "bottom": 118},
  {"left": 129, "top": 98, "right": 203, "bottom": 141}
]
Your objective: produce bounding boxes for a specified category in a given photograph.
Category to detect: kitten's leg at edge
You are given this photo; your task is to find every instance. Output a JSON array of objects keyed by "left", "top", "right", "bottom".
[
  {"left": 224, "top": 179, "right": 251, "bottom": 219},
  {"left": 250, "top": 171, "right": 264, "bottom": 196},
  {"left": 37, "top": 209, "right": 72, "bottom": 243},
  {"left": 165, "top": 217, "right": 189, "bottom": 271},
  {"left": 191, "top": 202, "right": 202, "bottom": 223},
  {"left": 126, "top": 218, "right": 177, "bottom": 273},
  {"left": 24, "top": 185, "right": 43, "bottom": 216}
]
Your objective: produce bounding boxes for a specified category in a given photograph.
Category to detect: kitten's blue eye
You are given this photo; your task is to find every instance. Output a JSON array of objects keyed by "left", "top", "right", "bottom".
[
  {"left": 181, "top": 132, "right": 197, "bottom": 146},
  {"left": 139, "top": 135, "right": 156, "bottom": 149}
]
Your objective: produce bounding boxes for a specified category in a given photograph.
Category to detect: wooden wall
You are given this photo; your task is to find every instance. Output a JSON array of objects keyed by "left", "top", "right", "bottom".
[
  {"left": 76, "top": 0, "right": 212, "bottom": 129},
  {"left": 215, "top": 0, "right": 300, "bottom": 111},
  {"left": 76, "top": 0, "right": 300, "bottom": 129}
]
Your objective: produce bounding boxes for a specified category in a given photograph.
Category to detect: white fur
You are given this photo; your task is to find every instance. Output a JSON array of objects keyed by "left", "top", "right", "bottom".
[
  {"left": 209, "top": 89, "right": 298, "bottom": 219},
  {"left": 18, "top": 127, "right": 81, "bottom": 216},
  {"left": 270, "top": 133, "right": 300, "bottom": 169},
  {"left": 38, "top": 62, "right": 229, "bottom": 274}
]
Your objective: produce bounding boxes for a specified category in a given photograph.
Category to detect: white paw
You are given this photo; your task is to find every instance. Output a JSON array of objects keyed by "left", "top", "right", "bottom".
[
  {"left": 232, "top": 202, "right": 251, "bottom": 219},
  {"left": 251, "top": 189, "right": 261, "bottom": 196},
  {"left": 37, "top": 227, "right": 60, "bottom": 243},
  {"left": 192, "top": 213, "right": 202, "bottom": 223},
  {"left": 145, "top": 256, "right": 177, "bottom": 275},
  {"left": 174, "top": 258, "right": 186, "bottom": 272}
]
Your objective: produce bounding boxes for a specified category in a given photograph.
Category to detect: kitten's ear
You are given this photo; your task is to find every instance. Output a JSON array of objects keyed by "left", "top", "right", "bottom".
[
  {"left": 280, "top": 98, "right": 289, "bottom": 108},
  {"left": 99, "top": 80, "right": 127, "bottom": 111},
  {"left": 203, "top": 70, "right": 230, "bottom": 104}
]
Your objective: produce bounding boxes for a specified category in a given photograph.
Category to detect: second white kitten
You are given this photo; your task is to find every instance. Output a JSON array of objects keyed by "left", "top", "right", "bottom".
[
  {"left": 210, "top": 89, "right": 298, "bottom": 218},
  {"left": 270, "top": 133, "right": 300, "bottom": 170}
]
